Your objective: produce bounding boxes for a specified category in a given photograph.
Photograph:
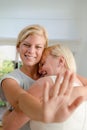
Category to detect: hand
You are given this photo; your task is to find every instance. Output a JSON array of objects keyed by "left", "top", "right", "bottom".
[{"left": 43, "top": 70, "right": 84, "bottom": 123}]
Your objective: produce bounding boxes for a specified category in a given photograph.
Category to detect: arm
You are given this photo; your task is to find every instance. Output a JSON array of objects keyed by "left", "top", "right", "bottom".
[
  {"left": 2, "top": 77, "right": 51, "bottom": 130},
  {"left": 1, "top": 78, "right": 43, "bottom": 121},
  {"left": 77, "top": 74, "right": 87, "bottom": 86},
  {"left": 1, "top": 79, "right": 30, "bottom": 130},
  {"left": 2, "top": 72, "right": 87, "bottom": 130},
  {"left": 1, "top": 78, "right": 44, "bottom": 130},
  {"left": 2, "top": 70, "right": 85, "bottom": 126},
  {"left": 2, "top": 107, "right": 29, "bottom": 130},
  {"left": 18, "top": 70, "right": 85, "bottom": 123}
]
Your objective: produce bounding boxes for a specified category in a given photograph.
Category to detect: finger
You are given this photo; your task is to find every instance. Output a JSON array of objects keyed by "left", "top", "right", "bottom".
[
  {"left": 43, "top": 82, "right": 50, "bottom": 103},
  {"left": 52, "top": 73, "right": 62, "bottom": 97},
  {"left": 59, "top": 70, "right": 71, "bottom": 95},
  {"left": 68, "top": 96, "right": 84, "bottom": 112},
  {"left": 64, "top": 73, "right": 75, "bottom": 97}
]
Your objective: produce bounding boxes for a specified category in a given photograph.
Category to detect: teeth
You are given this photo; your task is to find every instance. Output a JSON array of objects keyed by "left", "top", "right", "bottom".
[
  {"left": 25, "top": 55, "right": 35, "bottom": 59},
  {"left": 26, "top": 55, "right": 33, "bottom": 57}
]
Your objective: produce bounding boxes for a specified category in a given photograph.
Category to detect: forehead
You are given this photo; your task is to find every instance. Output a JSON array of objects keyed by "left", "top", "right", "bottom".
[
  {"left": 25, "top": 34, "right": 44, "bottom": 41},
  {"left": 22, "top": 34, "right": 46, "bottom": 46}
]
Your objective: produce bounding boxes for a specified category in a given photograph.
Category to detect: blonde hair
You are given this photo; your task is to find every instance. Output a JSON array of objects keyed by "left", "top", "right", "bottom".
[
  {"left": 43, "top": 44, "right": 76, "bottom": 72},
  {"left": 16, "top": 24, "right": 48, "bottom": 48}
]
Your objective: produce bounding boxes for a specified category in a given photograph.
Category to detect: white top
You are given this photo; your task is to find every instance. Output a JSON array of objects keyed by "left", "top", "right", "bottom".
[
  {"left": 30, "top": 76, "right": 87, "bottom": 130},
  {"left": 30, "top": 102, "right": 87, "bottom": 130},
  {"left": 0, "top": 69, "right": 35, "bottom": 130}
]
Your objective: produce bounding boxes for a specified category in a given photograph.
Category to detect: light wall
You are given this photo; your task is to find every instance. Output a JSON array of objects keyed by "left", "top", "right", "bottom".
[
  {"left": 0, "top": 0, "right": 87, "bottom": 76},
  {"left": 0, "top": 0, "right": 80, "bottom": 39}
]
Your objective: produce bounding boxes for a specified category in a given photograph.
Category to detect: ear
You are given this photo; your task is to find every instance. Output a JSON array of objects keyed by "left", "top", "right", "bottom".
[{"left": 57, "top": 56, "right": 65, "bottom": 67}]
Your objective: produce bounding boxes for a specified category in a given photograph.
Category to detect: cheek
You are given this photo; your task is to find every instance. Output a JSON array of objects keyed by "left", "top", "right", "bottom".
[
  {"left": 37, "top": 51, "right": 43, "bottom": 59},
  {"left": 19, "top": 47, "right": 26, "bottom": 54},
  {"left": 47, "top": 65, "right": 55, "bottom": 74},
  {"left": 40, "top": 66, "right": 47, "bottom": 72},
  {"left": 45, "top": 66, "right": 51, "bottom": 73},
  {"left": 39, "top": 47, "right": 44, "bottom": 54}
]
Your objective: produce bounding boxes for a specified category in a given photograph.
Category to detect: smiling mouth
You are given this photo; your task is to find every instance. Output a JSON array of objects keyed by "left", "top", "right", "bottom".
[{"left": 25, "top": 54, "right": 36, "bottom": 59}]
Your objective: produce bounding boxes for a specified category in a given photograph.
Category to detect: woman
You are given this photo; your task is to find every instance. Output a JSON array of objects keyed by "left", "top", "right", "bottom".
[{"left": 0, "top": 24, "right": 48, "bottom": 130}]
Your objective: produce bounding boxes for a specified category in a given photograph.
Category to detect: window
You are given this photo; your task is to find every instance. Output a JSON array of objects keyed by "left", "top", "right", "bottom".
[
  {"left": 0, "top": 42, "right": 18, "bottom": 123},
  {"left": 0, "top": 44, "right": 16, "bottom": 79}
]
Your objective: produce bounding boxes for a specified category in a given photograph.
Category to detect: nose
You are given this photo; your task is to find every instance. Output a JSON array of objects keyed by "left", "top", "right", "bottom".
[{"left": 27, "top": 46, "right": 35, "bottom": 53}]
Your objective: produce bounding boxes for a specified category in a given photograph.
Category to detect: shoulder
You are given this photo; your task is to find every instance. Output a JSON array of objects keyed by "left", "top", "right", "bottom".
[
  {"left": 0, "top": 69, "right": 27, "bottom": 89},
  {"left": 0, "top": 69, "right": 20, "bottom": 84},
  {"left": 36, "top": 75, "right": 57, "bottom": 86},
  {"left": 0, "top": 69, "right": 31, "bottom": 83}
]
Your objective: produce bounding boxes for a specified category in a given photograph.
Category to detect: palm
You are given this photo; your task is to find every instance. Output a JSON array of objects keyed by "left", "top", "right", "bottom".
[
  {"left": 43, "top": 95, "right": 64, "bottom": 122},
  {"left": 43, "top": 71, "right": 84, "bottom": 123}
]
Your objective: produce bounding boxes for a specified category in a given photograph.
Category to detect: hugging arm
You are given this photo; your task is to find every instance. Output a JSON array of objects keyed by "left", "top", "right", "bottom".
[
  {"left": 2, "top": 71, "right": 85, "bottom": 130},
  {"left": 77, "top": 74, "right": 87, "bottom": 86},
  {"left": 1, "top": 78, "right": 43, "bottom": 130},
  {"left": 18, "top": 70, "right": 84, "bottom": 123},
  {"left": 2, "top": 106, "right": 29, "bottom": 130}
]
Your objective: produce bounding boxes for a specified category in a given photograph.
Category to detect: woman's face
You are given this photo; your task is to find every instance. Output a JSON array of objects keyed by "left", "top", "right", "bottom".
[
  {"left": 39, "top": 54, "right": 60, "bottom": 76},
  {"left": 17, "top": 34, "right": 46, "bottom": 67}
]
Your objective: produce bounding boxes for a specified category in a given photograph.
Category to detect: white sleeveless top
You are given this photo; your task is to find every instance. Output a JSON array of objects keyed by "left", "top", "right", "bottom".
[{"left": 30, "top": 75, "right": 87, "bottom": 130}]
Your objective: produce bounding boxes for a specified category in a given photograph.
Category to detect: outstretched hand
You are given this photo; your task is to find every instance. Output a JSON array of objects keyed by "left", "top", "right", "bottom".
[{"left": 43, "top": 70, "right": 84, "bottom": 123}]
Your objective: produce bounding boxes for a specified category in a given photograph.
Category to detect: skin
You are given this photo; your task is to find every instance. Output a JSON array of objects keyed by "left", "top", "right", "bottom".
[
  {"left": 2, "top": 50, "right": 86, "bottom": 130},
  {"left": 77, "top": 74, "right": 87, "bottom": 86},
  {"left": 39, "top": 54, "right": 65, "bottom": 76}
]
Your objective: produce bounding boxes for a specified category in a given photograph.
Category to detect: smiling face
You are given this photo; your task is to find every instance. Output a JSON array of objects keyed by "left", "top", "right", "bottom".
[
  {"left": 39, "top": 44, "right": 76, "bottom": 77},
  {"left": 39, "top": 55, "right": 58, "bottom": 76},
  {"left": 17, "top": 34, "right": 46, "bottom": 67},
  {"left": 39, "top": 50, "right": 64, "bottom": 77}
]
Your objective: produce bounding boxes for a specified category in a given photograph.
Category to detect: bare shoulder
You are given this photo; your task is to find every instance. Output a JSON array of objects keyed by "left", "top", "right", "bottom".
[
  {"left": 75, "top": 77, "right": 83, "bottom": 86},
  {"left": 36, "top": 75, "right": 56, "bottom": 86},
  {"left": 2, "top": 78, "right": 23, "bottom": 93},
  {"left": 28, "top": 76, "right": 56, "bottom": 99},
  {"left": 1, "top": 78, "right": 25, "bottom": 106}
]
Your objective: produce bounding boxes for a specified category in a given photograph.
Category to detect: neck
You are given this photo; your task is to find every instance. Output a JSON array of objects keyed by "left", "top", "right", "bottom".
[{"left": 20, "top": 65, "right": 40, "bottom": 80}]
